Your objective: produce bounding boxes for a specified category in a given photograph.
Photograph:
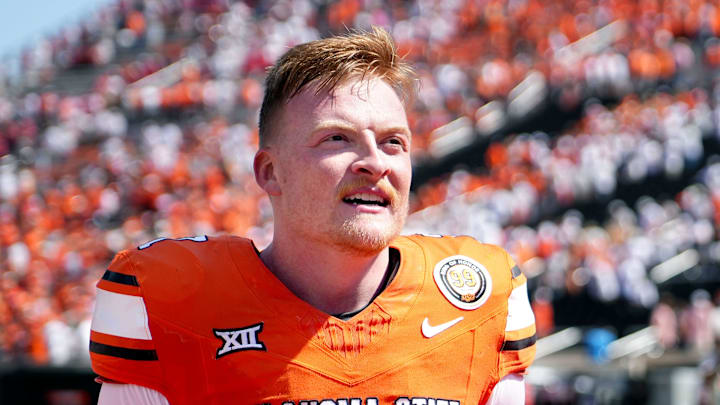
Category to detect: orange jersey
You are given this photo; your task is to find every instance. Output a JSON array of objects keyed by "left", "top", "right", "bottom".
[{"left": 90, "top": 235, "right": 536, "bottom": 405}]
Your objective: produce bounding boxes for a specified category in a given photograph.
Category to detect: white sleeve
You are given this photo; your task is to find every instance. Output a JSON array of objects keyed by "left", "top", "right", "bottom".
[
  {"left": 485, "top": 373, "right": 525, "bottom": 405},
  {"left": 98, "top": 383, "right": 169, "bottom": 405}
]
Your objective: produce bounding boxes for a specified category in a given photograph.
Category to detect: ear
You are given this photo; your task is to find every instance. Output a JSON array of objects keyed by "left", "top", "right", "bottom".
[{"left": 253, "top": 148, "right": 282, "bottom": 196}]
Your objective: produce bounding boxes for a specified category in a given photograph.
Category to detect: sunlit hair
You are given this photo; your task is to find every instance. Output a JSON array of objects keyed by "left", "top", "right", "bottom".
[{"left": 258, "top": 26, "right": 417, "bottom": 146}]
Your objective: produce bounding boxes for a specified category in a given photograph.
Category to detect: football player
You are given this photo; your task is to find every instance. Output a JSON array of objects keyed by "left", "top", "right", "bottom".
[{"left": 91, "top": 27, "right": 536, "bottom": 404}]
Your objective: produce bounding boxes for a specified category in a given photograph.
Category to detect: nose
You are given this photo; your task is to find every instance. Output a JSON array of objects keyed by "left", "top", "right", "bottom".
[{"left": 350, "top": 137, "right": 390, "bottom": 181}]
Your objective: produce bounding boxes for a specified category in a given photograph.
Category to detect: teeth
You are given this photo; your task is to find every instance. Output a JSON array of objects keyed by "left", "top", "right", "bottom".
[
  {"left": 343, "top": 192, "right": 387, "bottom": 206},
  {"left": 350, "top": 193, "right": 384, "bottom": 202}
]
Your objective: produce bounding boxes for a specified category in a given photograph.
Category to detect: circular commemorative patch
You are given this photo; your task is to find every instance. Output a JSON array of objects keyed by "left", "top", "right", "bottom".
[{"left": 433, "top": 255, "right": 493, "bottom": 310}]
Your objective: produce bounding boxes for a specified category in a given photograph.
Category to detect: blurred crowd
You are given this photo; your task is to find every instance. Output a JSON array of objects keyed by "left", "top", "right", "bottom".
[
  {"left": 1, "top": 0, "right": 720, "bottom": 368},
  {"left": 407, "top": 88, "right": 719, "bottom": 309},
  {"left": 651, "top": 289, "right": 720, "bottom": 355}
]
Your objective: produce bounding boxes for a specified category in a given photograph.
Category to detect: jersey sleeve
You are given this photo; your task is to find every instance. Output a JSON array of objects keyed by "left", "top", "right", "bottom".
[
  {"left": 484, "top": 374, "right": 525, "bottom": 405},
  {"left": 498, "top": 252, "right": 536, "bottom": 376},
  {"left": 89, "top": 250, "right": 166, "bottom": 394},
  {"left": 98, "top": 383, "right": 169, "bottom": 405}
]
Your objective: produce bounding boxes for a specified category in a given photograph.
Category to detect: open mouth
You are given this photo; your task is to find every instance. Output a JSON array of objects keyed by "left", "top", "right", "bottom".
[{"left": 342, "top": 192, "right": 389, "bottom": 207}]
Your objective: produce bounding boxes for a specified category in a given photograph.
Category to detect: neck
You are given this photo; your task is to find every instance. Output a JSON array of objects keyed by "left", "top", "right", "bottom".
[{"left": 259, "top": 236, "right": 390, "bottom": 316}]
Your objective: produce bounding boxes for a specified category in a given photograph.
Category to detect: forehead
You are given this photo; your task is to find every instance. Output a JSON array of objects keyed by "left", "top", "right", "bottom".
[{"left": 275, "top": 77, "right": 409, "bottom": 141}]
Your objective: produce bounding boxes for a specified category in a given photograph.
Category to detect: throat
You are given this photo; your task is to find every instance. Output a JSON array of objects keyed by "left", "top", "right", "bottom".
[
  {"left": 332, "top": 247, "right": 400, "bottom": 320},
  {"left": 259, "top": 241, "right": 399, "bottom": 316}
]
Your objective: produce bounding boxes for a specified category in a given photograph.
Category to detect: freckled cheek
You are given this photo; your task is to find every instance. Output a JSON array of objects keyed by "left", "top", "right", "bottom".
[
  {"left": 313, "top": 156, "right": 353, "bottom": 177},
  {"left": 390, "top": 161, "right": 413, "bottom": 192},
  {"left": 294, "top": 159, "right": 346, "bottom": 196}
]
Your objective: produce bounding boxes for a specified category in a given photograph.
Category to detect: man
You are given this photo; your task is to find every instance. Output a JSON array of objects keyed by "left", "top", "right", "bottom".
[{"left": 90, "top": 27, "right": 536, "bottom": 404}]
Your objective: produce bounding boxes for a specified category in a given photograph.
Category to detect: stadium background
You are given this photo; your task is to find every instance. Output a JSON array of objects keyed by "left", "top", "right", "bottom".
[{"left": 1, "top": 0, "right": 720, "bottom": 403}]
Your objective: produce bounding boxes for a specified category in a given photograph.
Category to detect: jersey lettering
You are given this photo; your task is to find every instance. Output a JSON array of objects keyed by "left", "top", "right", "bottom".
[
  {"left": 277, "top": 397, "right": 456, "bottom": 405},
  {"left": 394, "top": 398, "right": 460, "bottom": 405},
  {"left": 281, "top": 399, "right": 377, "bottom": 405}
]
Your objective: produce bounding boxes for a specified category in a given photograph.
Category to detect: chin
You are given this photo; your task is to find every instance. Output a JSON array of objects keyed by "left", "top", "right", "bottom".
[{"left": 332, "top": 218, "right": 403, "bottom": 255}]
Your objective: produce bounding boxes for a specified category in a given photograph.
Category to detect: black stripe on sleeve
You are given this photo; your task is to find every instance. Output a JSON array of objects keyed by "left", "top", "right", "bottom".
[
  {"left": 102, "top": 270, "right": 139, "bottom": 286},
  {"left": 90, "top": 341, "right": 158, "bottom": 361},
  {"left": 511, "top": 265, "right": 522, "bottom": 279},
  {"left": 501, "top": 334, "right": 537, "bottom": 351}
]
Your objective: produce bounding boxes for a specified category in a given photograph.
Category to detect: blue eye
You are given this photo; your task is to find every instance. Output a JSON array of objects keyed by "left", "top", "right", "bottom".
[{"left": 384, "top": 137, "right": 407, "bottom": 151}]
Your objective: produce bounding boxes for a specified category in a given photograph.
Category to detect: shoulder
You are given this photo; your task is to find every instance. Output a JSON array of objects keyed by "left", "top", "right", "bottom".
[
  {"left": 101, "top": 235, "right": 255, "bottom": 300},
  {"left": 398, "top": 234, "right": 512, "bottom": 269},
  {"left": 398, "top": 234, "right": 518, "bottom": 301},
  {"left": 401, "top": 233, "right": 507, "bottom": 251},
  {"left": 131, "top": 235, "right": 227, "bottom": 266},
  {"left": 105, "top": 236, "right": 214, "bottom": 273},
  {"left": 115, "top": 234, "right": 254, "bottom": 272}
]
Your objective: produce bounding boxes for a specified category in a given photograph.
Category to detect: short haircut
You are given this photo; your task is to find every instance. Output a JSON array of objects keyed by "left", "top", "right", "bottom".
[{"left": 258, "top": 27, "right": 417, "bottom": 146}]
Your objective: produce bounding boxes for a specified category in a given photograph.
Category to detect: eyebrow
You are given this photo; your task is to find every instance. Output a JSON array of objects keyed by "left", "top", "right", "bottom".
[{"left": 312, "top": 120, "right": 411, "bottom": 137}]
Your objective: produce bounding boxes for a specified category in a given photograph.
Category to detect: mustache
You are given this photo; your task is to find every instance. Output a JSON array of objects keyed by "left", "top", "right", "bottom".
[{"left": 336, "top": 179, "right": 400, "bottom": 206}]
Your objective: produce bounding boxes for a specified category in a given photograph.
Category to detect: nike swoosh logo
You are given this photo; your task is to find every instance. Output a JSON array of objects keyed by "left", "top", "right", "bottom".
[{"left": 421, "top": 316, "right": 464, "bottom": 338}]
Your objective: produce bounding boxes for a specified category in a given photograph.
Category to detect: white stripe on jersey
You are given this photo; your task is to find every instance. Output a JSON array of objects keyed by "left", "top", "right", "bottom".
[
  {"left": 91, "top": 289, "right": 152, "bottom": 340},
  {"left": 505, "top": 283, "right": 535, "bottom": 332}
]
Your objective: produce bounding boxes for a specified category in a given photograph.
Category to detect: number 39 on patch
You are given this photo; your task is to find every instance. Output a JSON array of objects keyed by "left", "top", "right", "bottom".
[{"left": 433, "top": 255, "right": 493, "bottom": 310}]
